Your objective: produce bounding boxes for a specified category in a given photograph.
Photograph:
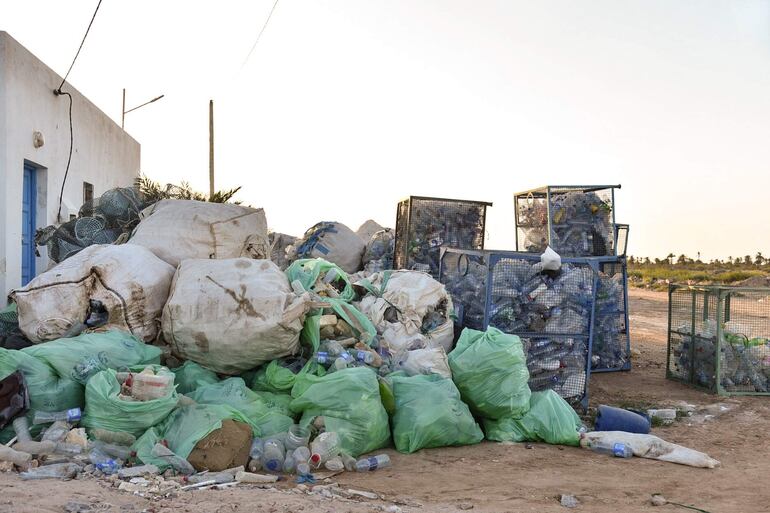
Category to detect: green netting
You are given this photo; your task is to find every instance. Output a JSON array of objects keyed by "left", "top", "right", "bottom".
[
  {"left": 172, "top": 361, "right": 220, "bottom": 395},
  {"left": 290, "top": 367, "right": 390, "bottom": 457},
  {"left": 22, "top": 330, "right": 162, "bottom": 384},
  {"left": 186, "top": 378, "right": 293, "bottom": 438},
  {"left": 81, "top": 366, "right": 178, "bottom": 437},
  {"left": 285, "top": 258, "right": 355, "bottom": 302},
  {"left": 483, "top": 390, "right": 582, "bottom": 446},
  {"left": 448, "top": 327, "right": 531, "bottom": 419},
  {"left": 390, "top": 373, "right": 483, "bottom": 453}
]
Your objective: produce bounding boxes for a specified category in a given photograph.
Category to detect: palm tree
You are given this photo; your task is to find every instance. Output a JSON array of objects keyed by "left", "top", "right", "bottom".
[
  {"left": 744, "top": 255, "right": 753, "bottom": 266},
  {"left": 677, "top": 254, "right": 688, "bottom": 265},
  {"left": 135, "top": 175, "right": 242, "bottom": 204},
  {"left": 666, "top": 253, "right": 675, "bottom": 265},
  {"left": 756, "top": 252, "right": 764, "bottom": 266}
]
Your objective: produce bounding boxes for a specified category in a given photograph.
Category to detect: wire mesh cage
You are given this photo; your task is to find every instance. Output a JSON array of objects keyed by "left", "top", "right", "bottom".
[
  {"left": 393, "top": 196, "right": 492, "bottom": 278},
  {"left": 591, "top": 257, "right": 631, "bottom": 372},
  {"left": 35, "top": 187, "right": 153, "bottom": 264},
  {"left": 439, "top": 248, "right": 490, "bottom": 331},
  {"left": 515, "top": 185, "right": 619, "bottom": 257},
  {"left": 667, "top": 284, "right": 770, "bottom": 395},
  {"left": 522, "top": 334, "right": 591, "bottom": 407}
]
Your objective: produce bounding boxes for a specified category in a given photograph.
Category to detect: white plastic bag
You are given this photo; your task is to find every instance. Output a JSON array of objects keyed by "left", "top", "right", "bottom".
[
  {"left": 129, "top": 199, "right": 269, "bottom": 267},
  {"left": 540, "top": 246, "right": 562, "bottom": 271},
  {"left": 12, "top": 244, "right": 174, "bottom": 343},
  {"left": 356, "top": 270, "right": 454, "bottom": 353},
  {"left": 162, "top": 258, "right": 311, "bottom": 375},
  {"left": 580, "top": 431, "right": 720, "bottom": 468},
  {"left": 287, "top": 222, "right": 364, "bottom": 274}
]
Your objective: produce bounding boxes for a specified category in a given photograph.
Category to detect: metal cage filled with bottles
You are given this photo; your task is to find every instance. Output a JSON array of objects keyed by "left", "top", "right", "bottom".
[
  {"left": 514, "top": 185, "right": 621, "bottom": 257},
  {"left": 393, "top": 196, "right": 492, "bottom": 279},
  {"left": 667, "top": 284, "right": 770, "bottom": 395},
  {"left": 439, "top": 249, "right": 598, "bottom": 409}
]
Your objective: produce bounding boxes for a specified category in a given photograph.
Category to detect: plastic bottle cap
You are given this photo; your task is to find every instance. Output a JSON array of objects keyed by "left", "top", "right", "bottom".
[{"left": 310, "top": 454, "right": 321, "bottom": 464}]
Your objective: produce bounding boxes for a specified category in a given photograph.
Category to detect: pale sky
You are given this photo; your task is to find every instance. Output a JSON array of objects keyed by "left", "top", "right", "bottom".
[{"left": 2, "top": 1, "right": 769, "bottom": 261}]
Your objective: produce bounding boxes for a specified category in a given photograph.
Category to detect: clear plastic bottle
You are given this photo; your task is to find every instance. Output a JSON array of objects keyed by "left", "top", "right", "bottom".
[
  {"left": 319, "top": 340, "right": 345, "bottom": 357},
  {"left": 32, "top": 408, "right": 81, "bottom": 425},
  {"left": 91, "top": 429, "right": 136, "bottom": 446},
  {"left": 0, "top": 445, "right": 32, "bottom": 466},
  {"left": 262, "top": 438, "right": 285, "bottom": 473},
  {"left": 315, "top": 352, "right": 332, "bottom": 365},
  {"left": 292, "top": 446, "right": 310, "bottom": 464},
  {"left": 339, "top": 452, "right": 357, "bottom": 472},
  {"left": 54, "top": 442, "right": 84, "bottom": 457},
  {"left": 89, "top": 441, "right": 133, "bottom": 460},
  {"left": 89, "top": 447, "right": 122, "bottom": 474},
  {"left": 589, "top": 440, "right": 633, "bottom": 458},
  {"left": 12, "top": 416, "right": 32, "bottom": 442},
  {"left": 332, "top": 353, "right": 353, "bottom": 372},
  {"left": 150, "top": 443, "right": 195, "bottom": 475},
  {"left": 19, "top": 462, "right": 82, "bottom": 480},
  {"left": 41, "top": 421, "right": 71, "bottom": 443},
  {"left": 349, "top": 350, "right": 375, "bottom": 365},
  {"left": 355, "top": 454, "right": 391, "bottom": 472},
  {"left": 248, "top": 438, "right": 264, "bottom": 472},
  {"left": 186, "top": 470, "right": 237, "bottom": 484},
  {"left": 285, "top": 425, "right": 310, "bottom": 452},
  {"left": 13, "top": 440, "right": 56, "bottom": 455},
  {"left": 282, "top": 452, "right": 296, "bottom": 474},
  {"left": 310, "top": 432, "right": 339, "bottom": 467},
  {"left": 324, "top": 457, "right": 344, "bottom": 471}
]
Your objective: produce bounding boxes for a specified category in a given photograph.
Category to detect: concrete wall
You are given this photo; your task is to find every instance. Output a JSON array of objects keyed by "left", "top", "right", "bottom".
[{"left": 0, "top": 32, "right": 140, "bottom": 303}]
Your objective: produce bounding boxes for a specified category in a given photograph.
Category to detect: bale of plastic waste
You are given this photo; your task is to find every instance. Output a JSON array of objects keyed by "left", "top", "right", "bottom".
[
  {"left": 579, "top": 431, "right": 720, "bottom": 468},
  {"left": 286, "top": 258, "right": 355, "bottom": 302},
  {"left": 448, "top": 327, "right": 531, "bottom": 419},
  {"left": 355, "top": 270, "right": 454, "bottom": 353},
  {"left": 162, "top": 258, "right": 311, "bottom": 375},
  {"left": 287, "top": 222, "right": 365, "bottom": 274},
  {"left": 390, "top": 372, "right": 483, "bottom": 453},
  {"left": 290, "top": 367, "right": 390, "bottom": 457},
  {"left": 362, "top": 229, "right": 395, "bottom": 274},
  {"left": 82, "top": 365, "right": 178, "bottom": 437},
  {"left": 128, "top": 199, "right": 270, "bottom": 267},
  {"left": 186, "top": 378, "right": 294, "bottom": 438},
  {"left": 356, "top": 220, "right": 385, "bottom": 243},
  {"left": 483, "top": 390, "right": 582, "bottom": 445},
  {"left": 171, "top": 361, "right": 220, "bottom": 395},
  {"left": 22, "top": 330, "right": 162, "bottom": 384},
  {"left": 133, "top": 404, "right": 257, "bottom": 471},
  {"left": 11, "top": 244, "right": 175, "bottom": 343},
  {"left": 268, "top": 232, "right": 297, "bottom": 270}
]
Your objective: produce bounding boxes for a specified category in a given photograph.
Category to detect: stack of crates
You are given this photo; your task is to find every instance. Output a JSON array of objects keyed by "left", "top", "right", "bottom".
[
  {"left": 513, "top": 185, "right": 631, "bottom": 372},
  {"left": 667, "top": 284, "right": 770, "bottom": 395},
  {"left": 393, "top": 196, "right": 492, "bottom": 279},
  {"left": 439, "top": 249, "right": 598, "bottom": 409}
]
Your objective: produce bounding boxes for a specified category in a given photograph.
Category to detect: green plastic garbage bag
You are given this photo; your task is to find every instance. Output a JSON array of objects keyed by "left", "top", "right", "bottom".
[
  {"left": 187, "top": 378, "right": 293, "bottom": 437},
  {"left": 22, "top": 330, "right": 162, "bottom": 384},
  {"left": 285, "top": 258, "right": 355, "bottom": 302},
  {"left": 322, "top": 298, "right": 377, "bottom": 346},
  {"left": 483, "top": 390, "right": 582, "bottom": 446},
  {"left": 448, "top": 327, "right": 531, "bottom": 419},
  {"left": 172, "top": 361, "right": 219, "bottom": 395},
  {"left": 133, "top": 404, "right": 256, "bottom": 469},
  {"left": 290, "top": 367, "right": 390, "bottom": 457},
  {"left": 82, "top": 365, "right": 178, "bottom": 437},
  {"left": 390, "top": 373, "right": 483, "bottom": 453}
]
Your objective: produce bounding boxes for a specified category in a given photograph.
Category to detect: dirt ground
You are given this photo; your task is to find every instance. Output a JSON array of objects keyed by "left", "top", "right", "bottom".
[{"left": 1, "top": 288, "right": 768, "bottom": 513}]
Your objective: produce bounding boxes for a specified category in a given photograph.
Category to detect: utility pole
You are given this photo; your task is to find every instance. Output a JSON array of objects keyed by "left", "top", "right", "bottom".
[
  {"left": 121, "top": 88, "right": 126, "bottom": 129},
  {"left": 209, "top": 100, "right": 215, "bottom": 199}
]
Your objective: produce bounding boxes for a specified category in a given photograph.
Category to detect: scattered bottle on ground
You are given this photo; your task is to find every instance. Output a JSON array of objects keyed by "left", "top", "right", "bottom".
[
  {"left": 151, "top": 443, "right": 195, "bottom": 475},
  {"left": 589, "top": 440, "right": 633, "bottom": 458},
  {"left": 89, "top": 440, "right": 133, "bottom": 460},
  {"left": 324, "top": 456, "right": 344, "bottom": 471},
  {"left": 355, "top": 454, "right": 391, "bottom": 472},
  {"left": 310, "top": 432, "right": 340, "bottom": 467},
  {"left": 41, "top": 421, "right": 70, "bottom": 443},
  {"left": 262, "top": 438, "right": 286, "bottom": 473},
  {"left": 91, "top": 429, "right": 136, "bottom": 446},
  {"left": 0, "top": 445, "right": 32, "bottom": 466},
  {"left": 339, "top": 452, "right": 357, "bottom": 472},
  {"left": 32, "top": 408, "right": 81, "bottom": 425},
  {"left": 248, "top": 438, "right": 264, "bottom": 472},
  {"left": 12, "top": 416, "right": 32, "bottom": 442},
  {"left": 20, "top": 462, "right": 82, "bottom": 480},
  {"left": 293, "top": 446, "right": 312, "bottom": 476},
  {"left": 284, "top": 424, "right": 310, "bottom": 452},
  {"left": 283, "top": 452, "right": 296, "bottom": 474},
  {"left": 89, "top": 447, "right": 122, "bottom": 474}
]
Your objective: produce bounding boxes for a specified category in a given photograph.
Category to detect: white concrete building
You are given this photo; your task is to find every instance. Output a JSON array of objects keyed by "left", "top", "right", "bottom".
[{"left": 0, "top": 32, "right": 140, "bottom": 303}]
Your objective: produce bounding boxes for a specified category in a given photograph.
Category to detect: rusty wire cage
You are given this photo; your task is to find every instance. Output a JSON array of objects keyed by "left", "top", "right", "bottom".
[
  {"left": 515, "top": 185, "right": 620, "bottom": 257},
  {"left": 393, "top": 196, "right": 492, "bottom": 278},
  {"left": 668, "top": 284, "right": 770, "bottom": 395}
]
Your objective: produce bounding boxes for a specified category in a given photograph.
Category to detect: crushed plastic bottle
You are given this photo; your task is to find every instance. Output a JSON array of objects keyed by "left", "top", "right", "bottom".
[
  {"left": 283, "top": 452, "right": 296, "bottom": 474},
  {"left": 150, "top": 443, "right": 195, "bottom": 475},
  {"left": 12, "top": 416, "right": 32, "bottom": 442},
  {"left": 293, "top": 446, "right": 312, "bottom": 476},
  {"left": 262, "top": 438, "right": 285, "bottom": 473},
  {"left": 41, "top": 421, "right": 71, "bottom": 443},
  {"left": 32, "top": 408, "right": 81, "bottom": 425},
  {"left": 89, "top": 447, "right": 122, "bottom": 474},
  {"left": 186, "top": 468, "right": 240, "bottom": 484},
  {"left": 91, "top": 429, "right": 136, "bottom": 446},
  {"left": 319, "top": 340, "right": 345, "bottom": 357},
  {"left": 349, "top": 350, "right": 375, "bottom": 365},
  {"left": 310, "top": 432, "right": 339, "bottom": 467},
  {"left": 20, "top": 462, "right": 82, "bottom": 480},
  {"left": 324, "top": 457, "right": 344, "bottom": 471},
  {"left": 89, "top": 440, "right": 133, "bottom": 460},
  {"left": 355, "top": 454, "right": 391, "bottom": 472},
  {"left": 339, "top": 452, "right": 357, "bottom": 472},
  {"left": 331, "top": 352, "right": 353, "bottom": 372},
  {"left": 0, "top": 445, "right": 32, "bottom": 466},
  {"left": 589, "top": 440, "right": 633, "bottom": 458}
]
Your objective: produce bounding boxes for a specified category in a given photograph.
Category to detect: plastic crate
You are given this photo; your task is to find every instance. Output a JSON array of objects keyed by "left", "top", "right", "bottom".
[
  {"left": 591, "top": 257, "right": 631, "bottom": 372},
  {"left": 393, "top": 196, "right": 492, "bottom": 278},
  {"left": 515, "top": 185, "right": 620, "bottom": 257},
  {"left": 667, "top": 284, "right": 770, "bottom": 395}
]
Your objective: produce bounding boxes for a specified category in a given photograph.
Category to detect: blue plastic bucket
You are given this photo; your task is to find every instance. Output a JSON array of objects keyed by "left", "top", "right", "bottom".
[{"left": 595, "top": 405, "right": 651, "bottom": 434}]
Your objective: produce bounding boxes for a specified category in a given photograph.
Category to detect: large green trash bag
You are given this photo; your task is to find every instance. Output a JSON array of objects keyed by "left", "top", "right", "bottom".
[
  {"left": 390, "top": 373, "right": 483, "bottom": 453},
  {"left": 133, "top": 404, "right": 256, "bottom": 470},
  {"left": 187, "top": 378, "right": 293, "bottom": 437},
  {"left": 483, "top": 390, "right": 582, "bottom": 446},
  {"left": 22, "top": 330, "right": 162, "bottom": 384},
  {"left": 290, "top": 367, "right": 390, "bottom": 457},
  {"left": 172, "top": 361, "right": 219, "bottom": 395},
  {"left": 0, "top": 348, "right": 84, "bottom": 442},
  {"left": 82, "top": 366, "right": 178, "bottom": 437},
  {"left": 285, "top": 258, "right": 355, "bottom": 302},
  {"left": 448, "top": 327, "right": 531, "bottom": 419}
]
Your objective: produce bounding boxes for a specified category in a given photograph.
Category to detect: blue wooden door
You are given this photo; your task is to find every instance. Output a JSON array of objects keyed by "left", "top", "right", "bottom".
[{"left": 21, "top": 164, "right": 37, "bottom": 285}]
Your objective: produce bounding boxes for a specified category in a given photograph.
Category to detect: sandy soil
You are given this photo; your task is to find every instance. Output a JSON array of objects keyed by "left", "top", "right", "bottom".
[{"left": 1, "top": 288, "right": 768, "bottom": 513}]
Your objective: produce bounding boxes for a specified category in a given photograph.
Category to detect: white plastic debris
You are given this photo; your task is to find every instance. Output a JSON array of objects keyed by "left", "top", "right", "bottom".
[{"left": 580, "top": 431, "right": 720, "bottom": 468}]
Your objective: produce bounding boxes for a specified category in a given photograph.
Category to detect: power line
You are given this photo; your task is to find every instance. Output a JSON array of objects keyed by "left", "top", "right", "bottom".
[
  {"left": 241, "top": 0, "right": 280, "bottom": 69},
  {"left": 57, "top": 0, "right": 104, "bottom": 92}
]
